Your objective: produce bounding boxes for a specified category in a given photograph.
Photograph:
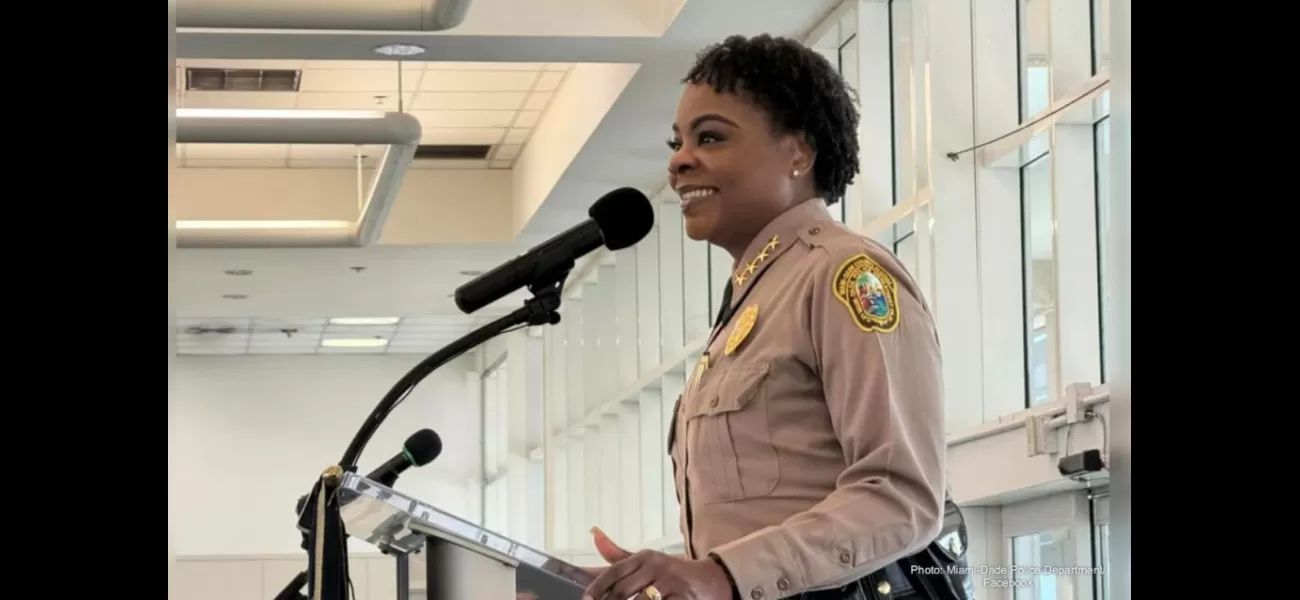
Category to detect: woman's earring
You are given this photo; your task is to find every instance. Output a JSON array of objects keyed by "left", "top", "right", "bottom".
[{"left": 793, "top": 169, "right": 801, "bottom": 177}]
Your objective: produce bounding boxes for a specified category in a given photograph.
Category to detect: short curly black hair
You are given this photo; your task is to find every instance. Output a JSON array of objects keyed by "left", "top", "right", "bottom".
[{"left": 682, "top": 34, "right": 861, "bottom": 205}]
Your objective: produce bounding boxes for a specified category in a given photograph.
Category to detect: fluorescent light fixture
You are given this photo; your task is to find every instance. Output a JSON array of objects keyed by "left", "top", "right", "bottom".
[
  {"left": 329, "top": 317, "right": 401, "bottom": 326},
  {"left": 176, "top": 108, "right": 385, "bottom": 120},
  {"left": 373, "top": 43, "right": 427, "bottom": 57},
  {"left": 321, "top": 338, "right": 389, "bottom": 348},
  {"left": 176, "top": 220, "right": 352, "bottom": 230}
]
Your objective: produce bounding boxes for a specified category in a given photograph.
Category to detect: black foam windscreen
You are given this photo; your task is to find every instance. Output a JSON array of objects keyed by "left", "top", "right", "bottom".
[
  {"left": 404, "top": 429, "right": 443, "bottom": 466},
  {"left": 588, "top": 187, "right": 655, "bottom": 251}
]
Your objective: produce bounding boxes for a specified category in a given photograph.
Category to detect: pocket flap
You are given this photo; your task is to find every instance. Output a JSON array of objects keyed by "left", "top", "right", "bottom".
[{"left": 692, "top": 363, "right": 770, "bottom": 418}]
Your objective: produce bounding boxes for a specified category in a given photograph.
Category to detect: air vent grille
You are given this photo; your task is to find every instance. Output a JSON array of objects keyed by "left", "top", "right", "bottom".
[
  {"left": 186, "top": 68, "right": 302, "bottom": 92},
  {"left": 414, "top": 145, "right": 493, "bottom": 160}
]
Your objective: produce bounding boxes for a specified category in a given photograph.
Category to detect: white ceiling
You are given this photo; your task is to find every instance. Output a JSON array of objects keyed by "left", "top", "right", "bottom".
[
  {"left": 171, "top": 244, "right": 534, "bottom": 318},
  {"left": 171, "top": 245, "right": 531, "bottom": 356},
  {"left": 175, "top": 0, "right": 845, "bottom": 234},
  {"left": 176, "top": 315, "right": 503, "bottom": 355},
  {"left": 176, "top": 59, "right": 568, "bottom": 170},
  {"left": 170, "top": 0, "right": 845, "bottom": 353}
]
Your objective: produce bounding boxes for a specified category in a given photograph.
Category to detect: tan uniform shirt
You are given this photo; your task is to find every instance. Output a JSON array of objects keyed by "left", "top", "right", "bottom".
[{"left": 668, "top": 198, "right": 947, "bottom": 600}]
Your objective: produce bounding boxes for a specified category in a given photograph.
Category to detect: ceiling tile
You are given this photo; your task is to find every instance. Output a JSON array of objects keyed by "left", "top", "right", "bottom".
[
  {"left": 180, "top": 347, "right": 248, "bottom": 355},
  {"left": 409, "top": 92, "right": 527, "bottom": 111},
  {"left": 184, "top": 158, "right": 287, "bottom": 169},
  {"left": 295, "top": 92, "right": 415, "bottom": 111},
  {"left": 513, "top": 111, "right": 542, "bottom": 128},
  {"left": 288, "top": 144, "right": 387, "bottom": 160},
  {"left": 430, "top": 63, "right": 544, "bottom": 72},
  {"left": 289, "top": 159, "right": 371, "bottom": 169},
  {"left": 182, "top": 91, "right": 299, "bottom": 110},
  {"left": 523, "top": 92, "right": 553, "bottom": 111},
  {"left": 248, "top": 346, "right": 318, "bottom": 355},
  {"left": 502, "top": 129, "right": 530, "bottom": 144},
  {"left": 408, "top": 110, "right": 517, "bottom": 128},
  {"left": 252, "top": 317, "right": 328, "bottom": 326},
  {"left": 534, "top": 72, "right": 565, "bottom": 92},
  {"left": 402, "top": 316, "right": 470, "bottom": 326},
  {"left": 420, "top": 71, "right": 540, "bottom": 93},
  {"left": 494, "top": 144, "right": 522, "bottom": 161},
  {"left": 299, "top": 69, "right": 403, "bottom": 93},
  {"left": 249, "top": 331, "right": 318, "bottom": 345},
  {"left": 305, "top": 60, "right": 423, "bottom": 72},
  {"left": 490, "top": 160, "right": 514, "bottom": 169},
  {"left": 421, "top": 128, "right": 508, "bottom": 146},
  {"left": 186, "top": 144, "right": 290, "bottom": 160},
  {"left": 387, "top": 345, "right": 444, "bottom": 354}
]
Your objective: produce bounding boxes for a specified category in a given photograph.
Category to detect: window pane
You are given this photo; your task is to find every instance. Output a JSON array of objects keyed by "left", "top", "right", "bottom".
[
  {"left": 1020, "top": 0, "right": 1051, "bottom": 122},
  {"left": 1011, "top": 528, "right": 1071, "bottom": 600},
  {"left": 1022, "top": 155, "right": 1056, "bottom": 406},
  {"left": 893, "top": 217, "right": 918, "bottom": 279},
  {"left": 1093, "top": 0, "right": 1111, "bottom": 73}
]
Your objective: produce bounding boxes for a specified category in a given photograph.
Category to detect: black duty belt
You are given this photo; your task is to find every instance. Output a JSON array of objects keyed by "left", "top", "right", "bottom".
[{"left": 799, "top": 499, "right": 975, "bottom": 600}]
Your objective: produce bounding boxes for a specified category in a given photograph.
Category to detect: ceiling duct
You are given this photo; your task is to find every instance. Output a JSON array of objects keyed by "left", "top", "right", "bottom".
[
  {"left": 176, "top": 111, "right": 421, "bottom": 248},
  {"left": 176, "top": 0, "right": 474, "bottom": 32}
]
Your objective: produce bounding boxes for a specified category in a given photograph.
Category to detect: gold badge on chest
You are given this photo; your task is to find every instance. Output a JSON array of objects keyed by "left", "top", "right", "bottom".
[{"left": 724, "top": 304, "right": 759, "bottom": 356}]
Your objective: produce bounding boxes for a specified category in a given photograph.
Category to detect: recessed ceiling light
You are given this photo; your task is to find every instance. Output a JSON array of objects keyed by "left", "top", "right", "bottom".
[
  {"left": 222, "top": 293, "right": 248, "bottom": 300},
  {"left": 322, "top": 337, "right": 389, "bottom": 348},
  {"left": 224, "top": 269, "right": 253, "bottom": 276},
  {"left": 373, "top": 43, "right": 427, "bottom": 57},
  {"left": 329, "top": 317, "right": 401, "bottom": 326}
]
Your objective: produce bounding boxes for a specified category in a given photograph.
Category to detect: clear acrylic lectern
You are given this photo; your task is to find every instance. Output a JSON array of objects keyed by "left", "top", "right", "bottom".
[{"left": 336, "top": 472, "right": 593, "bottom": 600}]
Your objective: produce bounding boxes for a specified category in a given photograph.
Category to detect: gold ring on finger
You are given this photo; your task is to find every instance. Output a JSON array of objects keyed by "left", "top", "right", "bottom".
[{"left": 643, "top": 584, "right": 663, "bottom": 600}]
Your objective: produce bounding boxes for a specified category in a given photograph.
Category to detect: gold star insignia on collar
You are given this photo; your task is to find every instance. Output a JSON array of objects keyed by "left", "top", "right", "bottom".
[{"left": 734, "top": 235, "right": 780, "bottom": 287}]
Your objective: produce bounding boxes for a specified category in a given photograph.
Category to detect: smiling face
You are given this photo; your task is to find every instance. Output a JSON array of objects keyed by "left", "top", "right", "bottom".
[{"left": 668, "top": 83, "right": 813, "bottom": 256}]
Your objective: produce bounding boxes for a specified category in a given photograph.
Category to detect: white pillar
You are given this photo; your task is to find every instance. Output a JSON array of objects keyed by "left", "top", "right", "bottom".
[
  {"left": 1106, "top": 0, "right": 1131, "bottom": 598},
  {"left": 971, "top": 0, "right": 1030, "bottom": 418},
  {"left": 915, "top": 0, "right": 988, "bottom": 431}
]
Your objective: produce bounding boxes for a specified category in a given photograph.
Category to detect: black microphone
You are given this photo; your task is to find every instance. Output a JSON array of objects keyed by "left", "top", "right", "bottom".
[
  {"left": 367, "top": 428, "right": 443, "bottom": 487},
  {"left": 295, "top": 429, "right": 443, "bottom": 517},
  {"left": 453, "top": 187, "right": 655, "bottom": 314}
]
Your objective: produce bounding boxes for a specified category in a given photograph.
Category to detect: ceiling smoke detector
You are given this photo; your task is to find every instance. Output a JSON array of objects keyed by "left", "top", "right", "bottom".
[{"left": 373, "top": 43, "right": 427, "bottom": 57}]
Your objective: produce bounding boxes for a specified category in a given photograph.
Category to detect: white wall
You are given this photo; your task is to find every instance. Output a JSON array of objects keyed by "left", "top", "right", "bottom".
[{"left": 169, "top": 354, "right": 480, "bottom": 557}]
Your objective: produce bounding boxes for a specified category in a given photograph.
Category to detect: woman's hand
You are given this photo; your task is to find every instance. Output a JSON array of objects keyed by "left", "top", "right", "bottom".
[{"left": 582, "top": 527, "right": 732, "bottom": 600}]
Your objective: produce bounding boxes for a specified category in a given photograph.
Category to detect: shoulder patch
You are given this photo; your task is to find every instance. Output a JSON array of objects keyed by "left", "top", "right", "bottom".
[{"left": 831, "top": 253, "right": 901, "bottom": 333}]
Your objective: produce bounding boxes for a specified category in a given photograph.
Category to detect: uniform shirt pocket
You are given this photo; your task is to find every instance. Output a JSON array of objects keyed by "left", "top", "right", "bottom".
[{"left": 685, "top": 363, "right": 778, "bottom": 504}]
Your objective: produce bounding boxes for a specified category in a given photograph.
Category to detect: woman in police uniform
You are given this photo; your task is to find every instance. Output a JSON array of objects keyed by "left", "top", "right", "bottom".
[{"left": 583, "top": 34, "right": 971, "bottom": 600}]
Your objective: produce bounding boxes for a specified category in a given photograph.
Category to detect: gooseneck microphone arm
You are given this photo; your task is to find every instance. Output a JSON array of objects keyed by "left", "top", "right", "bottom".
[
  {"left": 337, "top": 260, "right": 572, "bottom": 471},
  {"left": 287, "top": 187, "right": 652, "bottom": 600}
]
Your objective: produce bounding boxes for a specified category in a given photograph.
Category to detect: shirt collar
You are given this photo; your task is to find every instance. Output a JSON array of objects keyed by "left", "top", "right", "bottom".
[{"left": 730, "top": 198, "right": 832, "bottom": 295}]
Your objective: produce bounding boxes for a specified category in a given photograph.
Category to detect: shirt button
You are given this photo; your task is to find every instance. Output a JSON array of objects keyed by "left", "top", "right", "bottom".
[
  {"left": 749, "top": 588, "right": 764, "bottom": 600},
  {"left": 809, "top": 227, "right": 821, "bottom": 235},
  {"left": 839, "top": 550, "right": 852, "bottom": 564},
  {"left": 776, "top": 578, "right": 790, "bottom": 591}
]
